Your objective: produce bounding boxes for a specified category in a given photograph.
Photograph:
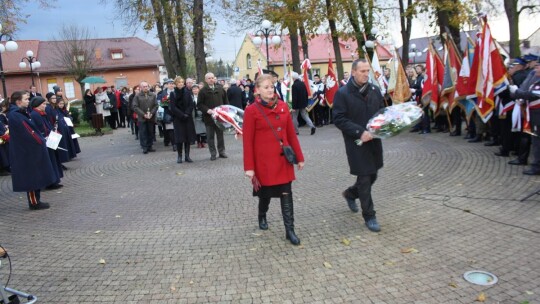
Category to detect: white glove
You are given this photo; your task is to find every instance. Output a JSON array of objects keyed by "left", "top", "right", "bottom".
[
  {"left": 509, "top": 85, "right": 518, "bottom": 94},
  {"left": 207, "top": 109, "right": 214, "bottom": 115},
  {"left": 410, "top": 88, "right": 416, "bottom": 93}
]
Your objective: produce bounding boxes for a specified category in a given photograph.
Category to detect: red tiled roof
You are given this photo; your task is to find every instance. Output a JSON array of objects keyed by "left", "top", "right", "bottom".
[
  {"left": 252, "top": 34, "right": 393, "bottom": 65},
  {"left": 1, "top": 37, "right": 163, "bottom": 74}
]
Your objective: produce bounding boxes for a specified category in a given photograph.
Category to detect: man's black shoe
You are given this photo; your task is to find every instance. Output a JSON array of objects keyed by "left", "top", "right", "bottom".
[
  {"left": 365, "top": 218, "right": 381, "bottom": 232},
  {"left": 148, "top": 148, "right": 156, "bottom": 152},
  {"left": 342, "top": 191, "right": 359, "bottom": 213},
  {"left": 409, "top": 127, "right": 420, "bottom": 133},
  {"left": 46, "top": 184, "right": 63, "bottom": 190},
  {"left": 29, "top": 202, "right": 50, "bottom": 210},
  {"left": 210, "top": 155, "right": 217, "bottom": 161},
  {"left": 143, "top": 149, "right": 148, "bottom": 154},
  {"left": 419, "top": 130, "right": 431, "bottom": 134},
  {"left": 468, "top": 136, "right": 482, "bottom": 143},
  {"left": 449, "top": 131, "right": 461, "bottom": 136},
  {"left": 494, "top": 151, "right": 509, "bottom": 157},
  {"left": 463, "top": 134, "right": 474, "bottom": 139},
  {"left": 523, "top": 169, "right": 540, "bottom": 175},
  {"left": 311, "top": 127, "right": 316, "bottom": 135},
  {"left": 219, "top": 153, "right": 228, "bottom": 158},
  {"left": 508, "top": 159, "right": 527, "bottom": 165},
  {"left": 484, "top": 141, "right": 499, "bottom": 147}
]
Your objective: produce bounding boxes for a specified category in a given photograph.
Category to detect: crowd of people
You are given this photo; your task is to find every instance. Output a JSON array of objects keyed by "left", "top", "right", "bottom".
[{"left": 0, "top": 86, "right": 81, "bottom": 210}]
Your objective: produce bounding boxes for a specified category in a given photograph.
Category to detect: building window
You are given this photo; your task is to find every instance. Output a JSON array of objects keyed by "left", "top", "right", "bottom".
[
  {"left": 247, "top": 54, "right": 252, "bottom": 69},
  {"left": 111, "top": 49, "right": 124, "bottom": 60},
  {"left": 312, "top": 68, "right": 321, "bottom": 76},
  {"left": 47, "top": 79, "right": 57, "bottom": 94},
  {"left": 64, "top": 78, "right": 75, "bottom": 98}
]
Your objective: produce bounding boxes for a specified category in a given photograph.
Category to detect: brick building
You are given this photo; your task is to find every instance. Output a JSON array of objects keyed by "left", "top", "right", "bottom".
[{"left": 0, "top": 37, "right": 163, "bottom": 100}]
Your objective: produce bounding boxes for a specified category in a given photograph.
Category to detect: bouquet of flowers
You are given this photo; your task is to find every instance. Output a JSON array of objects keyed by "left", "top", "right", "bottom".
[
  {"left": 160, "top": 95, "right": 170, "bottom": 107},
  {"left": 0, "top": 128, "right": 9, "bottom": 145},
  {"left": 212, "top": 105, "right": 244, "bottom": 135},
  {"left": 356, "top": 102, "right": 423, "bottom": 145}
]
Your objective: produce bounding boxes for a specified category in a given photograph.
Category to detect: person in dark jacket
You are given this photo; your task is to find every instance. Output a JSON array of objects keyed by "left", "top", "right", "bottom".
[
  {"left": 333, "top": 59, "right": 385, "bottom": 232},
  {"left": 226, "top": 79, "right": 243, "bottom": 109},
  {"left": 83, "top": 89, "right": 96, "bottom": 122},
  {"left": 8, "top": 92, "right": 60, "bottom": 210},
  {"left": 197, "top": 72, "right": 229, "bottom": 161},
  {"left": 291, "top": 72, "right": 316, "bottom": 135},
  {"left": 241, "top": 85, "right": 254, "bottom": 108},
  {"left": 128, "top": 85, "right": 140, "bottom": 139},
  {"left": 106, "top": 86, "right": 118, "bottom": 129},
  {"left": 158, "top": 79, "right": 176, "bottom": 150},
  {"left": 170, "top": 76, "right": 197, "bottom": 163},
  {"left": 133, "top": 82, "right": 158, "bottom": 154}
]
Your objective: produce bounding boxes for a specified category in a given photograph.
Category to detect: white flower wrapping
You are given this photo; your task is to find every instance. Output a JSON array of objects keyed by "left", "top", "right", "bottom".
[{"left": 356, "top": 102, "right": 423, "bottom": 145}]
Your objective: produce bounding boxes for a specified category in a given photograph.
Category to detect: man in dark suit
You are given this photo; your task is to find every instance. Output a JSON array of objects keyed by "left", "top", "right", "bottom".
[
  {"left": 226, "top": 79, "right": 243, "bottom": 109},
  {"left": 272, "top": 73, "right": 284, "bottom": 100},
  {"left": 29, "top": 85, "right": 41, "bottom": 99},
  {"left": 291, "top": 72, "right": 316, "bottom": 135},
  {"left": 333, "top": 59, "right": 385, "bottom": 232}
]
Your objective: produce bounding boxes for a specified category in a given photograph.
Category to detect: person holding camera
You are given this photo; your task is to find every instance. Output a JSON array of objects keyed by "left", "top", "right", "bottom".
[
  {"left": 333, "top": 59, "right": 385, "bottom": 233},
  {"left": 243, "top": 74, "right": 305, "bottom": 245}
]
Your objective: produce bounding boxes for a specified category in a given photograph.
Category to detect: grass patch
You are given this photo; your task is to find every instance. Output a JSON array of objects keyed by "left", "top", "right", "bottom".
[{"left": 74, "top": 120, "right": 112, "bottom": 137}]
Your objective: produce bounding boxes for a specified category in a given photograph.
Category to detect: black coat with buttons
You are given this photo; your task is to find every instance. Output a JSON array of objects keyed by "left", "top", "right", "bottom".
[{"left": 333, "top": 78, "right": 385, "bottom": 176}]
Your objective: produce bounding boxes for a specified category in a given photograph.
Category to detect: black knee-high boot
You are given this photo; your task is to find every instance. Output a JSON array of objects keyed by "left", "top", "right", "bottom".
[
  {"left": 280, "top": 194, "right": 300, "bottom": 245},
  {"left": 176, "top": 145, "right": 182, "bottom": 163},
  {"left": 184, "top": 142, "right": 193, "bottom": 162},
  {"left": 258, "top": 197, "right": 271, "bottom": 230}
]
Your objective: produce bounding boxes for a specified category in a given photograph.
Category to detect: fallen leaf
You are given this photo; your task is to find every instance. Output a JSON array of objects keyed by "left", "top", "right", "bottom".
[
  {"left": 341, "top": 238, "right": 351, "bottom": 246},
  {"left": 525, "top": 291, "right": 534, "bottom": 295},
  {"left": 56, "top": 191, "right": 62, "bottom": 194},
  {"left": 99, "top": 258, "right": 106, "bottom": 265},
  {"left": 400, "top": 247, "right": 419, "bottom": 254},
  {"left": 176, "top": 171, "right": 183, "bottom": 176},
  {"left": 189, "top": 280, "right": 194, "bottom": 284},
  {"left": 449, "top": 282, "right": 458, "bottom": 288},
  {"left": 323, "top": 262, "right": 332, "bottom": 269},
  {"left": 249, "top": 248, "right": 256, "bottom": 251},
  {"left": 115, "top": 215, "right": 121, "bottom": 218},
  {"left": 383, "top": 261, "right": 395, "bottom": 266},
  {"left": 170, "top": 285, "right": 176, "bottom": 292},
  {"left": 252, "top": 233, "right": 261, "bottom": 236},
  {"left": 476, "top": 292, "right": 486, "bottom": 302},
  {"left": 418, "top": 173, "right": 424, "bottom": 177},
  {"left": 463, "top": 209, "right": 471, "bottom": 213},
  {"left": 95, "top": 230, "right": 101, "bottom": 234}
]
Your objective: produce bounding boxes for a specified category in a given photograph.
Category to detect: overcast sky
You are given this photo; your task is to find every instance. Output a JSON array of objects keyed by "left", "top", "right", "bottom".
[{"left": 11, "top": 0, "right": 539, "bottom": 63}]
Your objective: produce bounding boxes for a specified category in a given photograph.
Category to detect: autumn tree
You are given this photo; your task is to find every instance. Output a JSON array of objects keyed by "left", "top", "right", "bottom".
[
  {"left": 51, "top": 24, "right": 97, "bottom": 98},
  {"left": 503, "top": 0, "right": 538, "bottom": 57},
  {"left": 0, "top": 0, "right": 54, "bottom": 34}
]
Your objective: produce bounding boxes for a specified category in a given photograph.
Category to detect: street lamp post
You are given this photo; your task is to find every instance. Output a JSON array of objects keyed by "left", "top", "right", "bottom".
[
  {"left": 19, "top": 50, "right": 41, "bottom": 86},
  {"left": 408, "top": 43, "right": 422, "bottom": 64},
  {"left": 0, "top": 23, "right": 19, "bottom": 99},
  {"left": 252, "top": 20, "right": 281, "bottom": 70}
]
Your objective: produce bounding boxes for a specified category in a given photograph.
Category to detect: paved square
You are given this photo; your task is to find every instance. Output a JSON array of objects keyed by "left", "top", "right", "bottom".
[{"left": 1, "top": 125, "right": 539, "bottom": 303}]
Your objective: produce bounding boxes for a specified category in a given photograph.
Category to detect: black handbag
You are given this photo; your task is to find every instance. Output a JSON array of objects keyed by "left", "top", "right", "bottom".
[{"left": 254, "top": 103, "right": 298, "bottom": 165}]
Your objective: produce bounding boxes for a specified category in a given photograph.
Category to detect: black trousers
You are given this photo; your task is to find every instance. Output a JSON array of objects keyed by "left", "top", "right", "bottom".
[
  {"left": 139, "top": 121, "right": 154, "bottom": 149},
  {"left": 345, "top": 174, "right": 377, "bottom": 220}
]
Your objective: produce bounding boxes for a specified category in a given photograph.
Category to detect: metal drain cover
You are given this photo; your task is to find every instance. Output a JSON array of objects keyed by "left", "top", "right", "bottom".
[{"left": 463, "top": 270, "right": 498, "bottom": 286}]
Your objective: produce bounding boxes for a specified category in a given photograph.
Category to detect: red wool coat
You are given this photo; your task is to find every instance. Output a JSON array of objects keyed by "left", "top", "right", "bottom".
[{"left": 243, "top": 99, "right": 304, "bottom": 186}]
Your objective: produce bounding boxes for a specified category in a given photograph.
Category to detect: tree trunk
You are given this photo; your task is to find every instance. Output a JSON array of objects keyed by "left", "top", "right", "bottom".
[
  {"left": 160, "top": 0, "right": 180, "bottom": 77},
  {"left": 326, "top": 0, "right": 344, "bottom": 80},
  {"left": 437, "top": 0, "right": 461, "bottom": 51},
  {"left": 298, "top": 23, "right": 311, "bottom": 77},
  {"left": 288, "top": 25, "right": 301, "bottom": 73},
  {"left": 399, "top": 0, "right": 413, "bottom": 66},
  {"left": 344, "top": 1, "right": 365, "bottom": 59},
  {"left": 504, "top": 0, "right": 520, "bottom": 57},
  {"left": 175, "top": 0, "right": 187, "bottom": 78},
  {"left": 150, "top": 0, "right": 174, "bottom": 77},
  {"left": 193, "top": 0, "right": 207, "bottom": 82}
]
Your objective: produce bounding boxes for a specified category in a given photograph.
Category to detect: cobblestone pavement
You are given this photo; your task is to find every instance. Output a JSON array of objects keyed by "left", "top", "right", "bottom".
[{"left": 1, "top": 125, "right": 539, "bottom": 304}]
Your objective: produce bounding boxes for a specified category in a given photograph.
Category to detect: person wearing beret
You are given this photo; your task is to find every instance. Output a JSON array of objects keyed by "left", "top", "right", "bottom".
[
  {"left": 29, "top": 96, "right": 64, "bottom": 189},
  {"left": 7, "top": 92, "right": 60, "bottom": 210}
]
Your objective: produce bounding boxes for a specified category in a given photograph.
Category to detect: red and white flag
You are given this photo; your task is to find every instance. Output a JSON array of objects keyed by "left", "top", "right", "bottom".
[
  {"left": 301, "top": 59, "right": 312, "bottom": 96},
  {"left": 325, "top": 58, "right": 338, "bottom": 108},
  {"left": 475, "top": 17, "right": 509, "bottom": 122}
]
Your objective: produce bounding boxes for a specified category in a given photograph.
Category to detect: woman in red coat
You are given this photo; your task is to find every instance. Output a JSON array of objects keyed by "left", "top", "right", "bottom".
[{"left": 243, "top": 74, "right": 305, "bottom": 245}]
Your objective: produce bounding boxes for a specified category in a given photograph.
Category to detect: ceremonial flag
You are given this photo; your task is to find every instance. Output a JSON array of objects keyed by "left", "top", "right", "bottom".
[
  {"left": 455, "top": 36, "right": 478, "bottom": 122},
  {"left": 301, "top": 59, "right": 312, "bottom": 96},
  {"left": 390, "top": 48, "right": 412, "bottom": 104},
  {"left": 371, "top": 48, "right": 387, "bottom": 92},
  {"left": 441, "top": 34, "right": 462, "bottom": 111},
  {"left": 364, "top": 52, "right": 382, "bottom": 93},
  {"left": 325, "top": 58, "right": 338, "bottom": 108},
  {"left": 475, "top": 18, "right": 509, "bottom": 122},
  {"left": 284, "top": 67, "right": 293, "bottom": 110},
  {"left": 257, "top": 60, "right": 264, "bottom": 77},
  {"left": 434, "top": 47, "right": 445, "bottom": 114},
  {"left": 387, "top": 58, "right": 397, "bottom": 96},
  {"left": 421, "top": 42, "right": 440, "bottom": 111}
]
